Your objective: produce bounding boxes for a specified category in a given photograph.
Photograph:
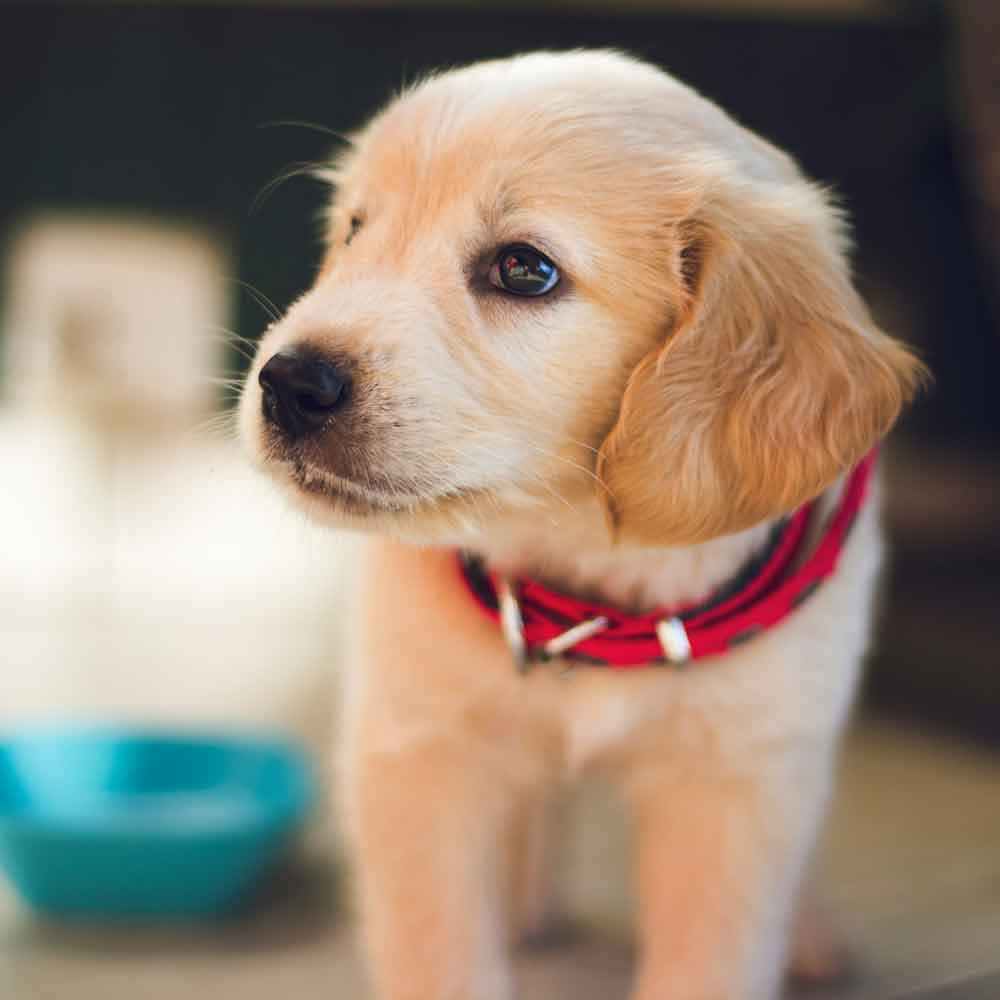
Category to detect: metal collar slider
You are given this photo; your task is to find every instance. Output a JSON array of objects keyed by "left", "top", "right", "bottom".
[
  {"left": 497, "top": 577, "right": 529, "bottom": 673},
  {"left": 497, "top": 575, "right": 690, "bottom": 670},
  {"left": 497, "top": 577, "right": 611, "bottom": 673},
  {"left": 655, "top": 616, "right": 692, "bottom": 665}
]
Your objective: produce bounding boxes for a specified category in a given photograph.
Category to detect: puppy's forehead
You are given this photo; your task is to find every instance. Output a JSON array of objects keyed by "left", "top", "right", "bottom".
[{"left": 354, "top": 52, "right": 683, "bottom": 209}]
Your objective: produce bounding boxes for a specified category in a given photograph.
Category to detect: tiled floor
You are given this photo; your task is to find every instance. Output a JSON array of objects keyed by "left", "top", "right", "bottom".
[{"left": 2, "top": 716, "right": 998, "bottom": 1000}]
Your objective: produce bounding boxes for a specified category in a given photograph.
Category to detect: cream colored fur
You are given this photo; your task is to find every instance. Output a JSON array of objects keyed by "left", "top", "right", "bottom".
[{"left": 239, "top": 51, "right": 924, "bottom": 1000}]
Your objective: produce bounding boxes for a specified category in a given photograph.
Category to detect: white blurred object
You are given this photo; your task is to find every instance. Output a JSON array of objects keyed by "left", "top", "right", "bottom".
[
  {"left": 0, "top": 214, "right": 351, "bottom": 756},
  {"left": 2, "top": 215, "right": 226, "bottom": 428}
]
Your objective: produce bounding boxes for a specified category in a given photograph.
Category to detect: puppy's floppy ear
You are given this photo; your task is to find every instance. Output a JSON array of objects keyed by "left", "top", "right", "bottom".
[{"left": 596, "top": 181, "right": 927, "bottom": 546}]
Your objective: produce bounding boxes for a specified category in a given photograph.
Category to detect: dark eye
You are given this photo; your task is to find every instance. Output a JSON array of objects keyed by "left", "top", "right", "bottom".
[
  {"left": 492, "top": 246, "right": 560, "bottom": 297},
  {"left": 346, "top": 215, "right": 363, "bottom": 245}
]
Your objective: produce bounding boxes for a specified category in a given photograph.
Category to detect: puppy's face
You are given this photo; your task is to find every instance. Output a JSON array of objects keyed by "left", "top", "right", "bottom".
[{"left": 241, "top": 51, "right": 923, "bottom": 546}]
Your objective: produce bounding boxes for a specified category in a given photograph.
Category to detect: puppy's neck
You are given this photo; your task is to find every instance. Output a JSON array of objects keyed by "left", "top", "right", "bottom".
[{"left": 471, "top": 500, "right": 773, "bottom": 615}]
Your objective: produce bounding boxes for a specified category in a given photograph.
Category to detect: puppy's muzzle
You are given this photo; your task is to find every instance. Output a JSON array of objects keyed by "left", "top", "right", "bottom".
[{"left": 258, "top": 347, "right": 349, "bottom": 439}]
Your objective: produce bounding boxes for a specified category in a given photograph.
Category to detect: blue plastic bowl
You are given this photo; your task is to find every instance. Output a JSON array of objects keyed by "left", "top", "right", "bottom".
[{"left": 0, "top": 726, "right": 315, "bottom": 919}]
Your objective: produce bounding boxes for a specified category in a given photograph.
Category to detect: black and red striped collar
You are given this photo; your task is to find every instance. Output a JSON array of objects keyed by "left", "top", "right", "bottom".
[{"left": 458, "top": 451, "right": 877, "bottom": 672}]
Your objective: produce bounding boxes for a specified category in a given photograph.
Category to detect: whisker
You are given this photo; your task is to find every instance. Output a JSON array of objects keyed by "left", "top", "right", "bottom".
[
  {"left": 258, "top": 119, "right": 354, "bottom": 145},
  {"left": 197, "top": 375, "right": 247, "bottom": 389},
  {"left": 563, "top": 436, "right": 600, "bottom": 456},
  {"left": 464, "top": 427, "right": 611, "bottom": 497},
  {"left": 450, "top": 440, "right": 577, "bottom": 514},
  {"left": 207, "top": 340, "right": 256, "bottom": 366},
  {"left": 204, "top": 323, "right": 261, "bottom": 352},
  {"left": 530, "top": 446, "right": 611, "bottom": 496},
  {"left": 200, "top": 330, "right": 261, "bottom": 370},
  {"left": 191, "top": 409, "right": 240, "bottom": 443},
  {"left": 224, "top": 278, "right": 283, "bottom": 323},
  {"left": 250, "top": 161, "right": 328, "bottom": 216}
]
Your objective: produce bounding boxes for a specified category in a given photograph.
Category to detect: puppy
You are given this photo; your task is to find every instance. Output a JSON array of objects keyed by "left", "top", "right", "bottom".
[{"left": 240, "top": 51, "right": 924, "bottom": 1000}]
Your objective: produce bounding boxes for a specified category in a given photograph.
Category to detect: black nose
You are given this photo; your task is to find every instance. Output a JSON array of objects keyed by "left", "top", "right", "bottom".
[{"left": 258, "top": 349, "right": 349, "bottom": 438}]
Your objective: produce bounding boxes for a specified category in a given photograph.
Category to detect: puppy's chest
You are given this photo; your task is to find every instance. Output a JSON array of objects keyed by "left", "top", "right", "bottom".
[
  {"left": 508, "top": 655, "right": 754, "bottom": 775},
  {"left": 550, "top": 668, "right": 679, "bottom": 770}
]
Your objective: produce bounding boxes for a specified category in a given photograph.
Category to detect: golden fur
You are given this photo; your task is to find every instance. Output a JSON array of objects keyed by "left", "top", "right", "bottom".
[{"left": 240, "top": 51, "right": 924, "bottom": 1000}]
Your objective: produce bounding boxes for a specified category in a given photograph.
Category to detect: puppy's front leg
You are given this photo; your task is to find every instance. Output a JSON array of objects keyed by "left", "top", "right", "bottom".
[
  {"left": 626, "top": 755, "right": 831, "bottom": 1000},
  {"left": 350, "top": 736, "right": 515, "bottom": 1000}
]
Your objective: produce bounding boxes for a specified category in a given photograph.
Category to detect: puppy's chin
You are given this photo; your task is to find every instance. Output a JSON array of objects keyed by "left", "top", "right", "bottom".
[
  {"left": 239, "top": 401, "right": 559, "bottom": 544},
  {"left": 247, "top": 442, "right": 493, "bottom": 545}
]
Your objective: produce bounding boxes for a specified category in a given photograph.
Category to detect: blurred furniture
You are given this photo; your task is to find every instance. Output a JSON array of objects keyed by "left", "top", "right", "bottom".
[{"left": 1, "top": 216, "right": 224, "bottom": 428}]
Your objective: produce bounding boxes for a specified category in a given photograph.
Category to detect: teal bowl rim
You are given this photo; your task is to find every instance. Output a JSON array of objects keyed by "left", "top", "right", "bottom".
[{"left": 0, "top": 723, "right": 316, "bottom": 840}]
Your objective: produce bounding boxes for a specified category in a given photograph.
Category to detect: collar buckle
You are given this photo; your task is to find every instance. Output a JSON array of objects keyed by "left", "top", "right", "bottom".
[
  {"left": 656, "top": 616, "right": 692, "bottom": 665},
  {"left": 543, "top": 616, "right": 609, "bottom": 658},
  {"left": 497, "top": 577, "right": 611, "bottom": 672},
  {"left": 497, "top": 576, "right": 530, "bottom": 673}
]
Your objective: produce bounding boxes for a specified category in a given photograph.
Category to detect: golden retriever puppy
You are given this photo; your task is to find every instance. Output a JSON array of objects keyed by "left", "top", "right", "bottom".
[{"left": 239, "top": 50, "right": 924, "bottom": 1000}]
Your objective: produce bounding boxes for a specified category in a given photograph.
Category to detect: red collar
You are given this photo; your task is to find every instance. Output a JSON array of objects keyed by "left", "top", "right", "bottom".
[{"left": 459, "top": 451, "right": 877, "bottom": 672}]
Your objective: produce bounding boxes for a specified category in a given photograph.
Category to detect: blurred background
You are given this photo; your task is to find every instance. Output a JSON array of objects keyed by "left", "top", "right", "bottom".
[{"left": 1, "top": 1, "right": 998, "bottom": 998}]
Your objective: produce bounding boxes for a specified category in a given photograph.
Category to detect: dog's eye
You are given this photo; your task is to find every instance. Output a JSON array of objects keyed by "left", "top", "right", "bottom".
[
  {"left": 492, "top": 246, "right": 559, "bottom": 297},
  {"left": 346, "top": 216, "right": 363, "bottom": 245}
]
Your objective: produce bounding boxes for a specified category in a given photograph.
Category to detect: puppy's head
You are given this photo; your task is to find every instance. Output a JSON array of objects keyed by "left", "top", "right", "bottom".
[{"left": 240, "top": 50, "right": 924, "bottom": 545}]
